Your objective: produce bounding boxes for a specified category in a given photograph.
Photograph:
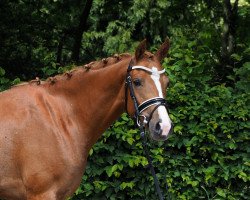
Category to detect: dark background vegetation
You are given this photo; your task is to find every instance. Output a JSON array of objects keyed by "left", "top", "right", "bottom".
[{"left": 0, "top": 0, "right": 249, "bottom": 199}]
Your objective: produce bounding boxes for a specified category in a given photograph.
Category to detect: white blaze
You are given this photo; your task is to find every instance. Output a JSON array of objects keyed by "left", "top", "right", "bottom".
[{"left": 151, "top": 67, "right": 172, "bottom": 136}]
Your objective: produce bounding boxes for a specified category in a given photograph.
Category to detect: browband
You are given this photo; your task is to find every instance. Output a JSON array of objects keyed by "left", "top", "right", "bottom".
[{"left": 131, "top": 66, "right": 165, "bottom": 75}]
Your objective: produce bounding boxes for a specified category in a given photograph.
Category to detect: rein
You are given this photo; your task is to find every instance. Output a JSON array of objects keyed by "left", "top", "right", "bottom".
[{"left": 125, "top": 61, "right": 170, "bottom": 200}]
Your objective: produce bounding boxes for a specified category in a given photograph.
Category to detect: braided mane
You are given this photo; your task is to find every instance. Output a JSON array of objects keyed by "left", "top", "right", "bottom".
[
  {"left": 82, "top": 53, "right": 131, "bottom": 70},
  {"left": 12, "top": 53, "right": 132, "bottom": 87}
]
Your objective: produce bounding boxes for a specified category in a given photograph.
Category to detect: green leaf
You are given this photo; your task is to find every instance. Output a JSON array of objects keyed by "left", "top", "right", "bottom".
[
  {"left": 0, "top": 67, "right": 5, "bottom": 76},
  {"left": 216, "top": 188, "right": 227, "bottom": 198},
  {"left": 120, "top": 182, "right": 135, "bottom": 190},
  {"left": 12, "top": 78, "right": 21, "bottom": 85},
  {"left": 126, "top": 137, "right": 135, "bottom": 145},
  {"left": 173, "top": 52, "right": 183, "bottom": 58},
  {"left": 185, "top": 55, "right": 193, "bottom": 65}
]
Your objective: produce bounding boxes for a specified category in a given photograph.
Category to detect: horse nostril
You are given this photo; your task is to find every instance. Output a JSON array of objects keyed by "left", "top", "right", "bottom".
[
  {"left": 155, "top": 121, "right": 162, "bottom": 135},
  {"left": 155, "top": 121, "right": 161, "bottom": 130}
]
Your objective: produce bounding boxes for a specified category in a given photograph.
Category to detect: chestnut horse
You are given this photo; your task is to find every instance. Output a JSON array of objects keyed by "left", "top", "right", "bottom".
[{"left": 0, "top": 39, "right": 172, "bottom": 200}]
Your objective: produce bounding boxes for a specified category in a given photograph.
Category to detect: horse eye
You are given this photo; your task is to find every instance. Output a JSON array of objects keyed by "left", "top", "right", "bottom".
[{"left": 133, "top": 78, "right": 142, "bottom": 87}]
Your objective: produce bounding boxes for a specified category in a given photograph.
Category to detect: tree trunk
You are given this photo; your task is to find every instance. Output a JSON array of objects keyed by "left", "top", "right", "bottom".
[
  {"left": 220, "top": 0, "right": 238, "bottom": 80},
  {"left": 71, "top": 0, "right": 93, "bottom": 63},
  {"left": 56, "top": 33, "right": 66, "bottom": 65}
]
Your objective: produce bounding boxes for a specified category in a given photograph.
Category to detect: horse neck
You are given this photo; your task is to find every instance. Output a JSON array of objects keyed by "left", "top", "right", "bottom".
[{"left": 47, "top": 56, "right": 131, "bottom": 146}]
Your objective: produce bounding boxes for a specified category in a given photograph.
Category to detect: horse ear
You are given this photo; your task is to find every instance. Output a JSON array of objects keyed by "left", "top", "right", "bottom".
[
  {"left": 155, "top": 37, "right": 170, "bottom": 62},
  {"left": 135, "top": 39, "right": 147, "bottom": 61}
]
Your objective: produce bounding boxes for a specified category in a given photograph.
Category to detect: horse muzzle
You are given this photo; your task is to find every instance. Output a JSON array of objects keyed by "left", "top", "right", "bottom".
[
  {"left": 135, "top": 98, "right": 173, "bottom": 141},
  {"left": 149, "top": 118, "right": 173, "bottom": 141},
  {"left": 141, "top": 102, "right": 173, "bottom": 141}
]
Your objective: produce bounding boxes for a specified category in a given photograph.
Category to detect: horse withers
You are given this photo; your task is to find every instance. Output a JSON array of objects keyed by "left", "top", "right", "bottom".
[{"left": 0, "top": 39, "right": 172, "bottom": 200}]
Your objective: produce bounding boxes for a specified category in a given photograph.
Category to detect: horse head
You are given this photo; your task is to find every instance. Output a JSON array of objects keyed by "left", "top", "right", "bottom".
[{"left": 126, "top": 38, "right": 173, "bottom": 141}]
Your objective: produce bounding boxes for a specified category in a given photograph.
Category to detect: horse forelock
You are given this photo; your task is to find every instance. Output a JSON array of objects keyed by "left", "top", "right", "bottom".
[{"left": 144, "top": 51, "right": 154, "bottom": 59}]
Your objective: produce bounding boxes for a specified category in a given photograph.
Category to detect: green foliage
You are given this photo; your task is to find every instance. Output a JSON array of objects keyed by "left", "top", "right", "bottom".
[
  {"left": 0, "top": 67, "right": 21, "bottom": 91},
  {"left": 235, "top": 61, "right": 250, "bottom": 93},
  {"left": 0, "top": 67, "right": 10, "bottom": 91},
  {"left": 70, "top": 34, "right": 249, "bottom": 199},
  {"left": 0, "top": 0, "right": 249, "bottom": 199}
]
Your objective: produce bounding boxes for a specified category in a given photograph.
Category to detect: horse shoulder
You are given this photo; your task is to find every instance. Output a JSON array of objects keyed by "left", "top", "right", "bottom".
[{"left": 0, "top": 85, "right": 85, "bottom": 199}]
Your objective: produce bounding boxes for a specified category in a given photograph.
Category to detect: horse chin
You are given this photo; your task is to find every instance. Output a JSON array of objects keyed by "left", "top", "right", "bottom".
[{"left": 149, "top": 132, "right": 169, "bottom": 141}]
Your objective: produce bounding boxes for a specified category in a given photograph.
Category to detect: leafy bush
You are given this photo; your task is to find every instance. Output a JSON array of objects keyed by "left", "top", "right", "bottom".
[
  {"left": 0, "top": 0, "right": 249, "bottom": 199},
  {"left": 70, "top": 35, "right": 249, "bottom": 200},
  {"left": 1, "top": 30, "right": 248, "bottom": 199},
  {"left": 0, "top": 67, "right": 9, "bottom": 91},
  {"left": 0, "top": 67, "right": 22, "bottom": 91}
]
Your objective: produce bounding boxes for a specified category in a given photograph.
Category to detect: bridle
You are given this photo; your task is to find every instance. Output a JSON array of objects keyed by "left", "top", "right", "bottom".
[
  {"left": 125, "top": 61, "right": 168, "bottom": 127},
  {"left": 125, "top": 60, "right": 171, "bottom": 200}
]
